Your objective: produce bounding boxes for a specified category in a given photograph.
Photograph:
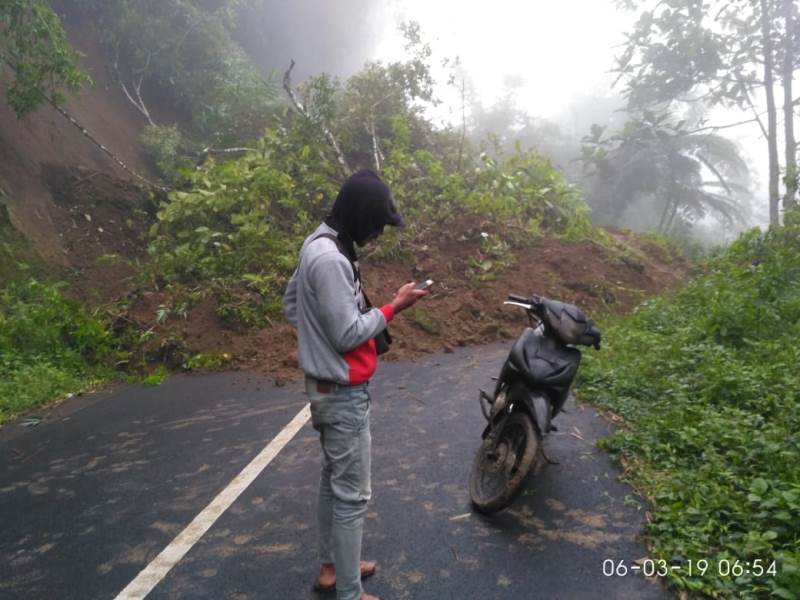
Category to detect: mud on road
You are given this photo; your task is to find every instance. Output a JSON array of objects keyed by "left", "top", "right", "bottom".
[{"left": 0, "top": 344, "right": 667, "bottom": 600}]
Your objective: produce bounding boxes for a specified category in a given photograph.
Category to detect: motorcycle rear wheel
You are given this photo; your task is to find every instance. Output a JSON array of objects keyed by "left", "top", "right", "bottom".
[{"left": 469, "top": 412, "right": 540, "bottom": 514}]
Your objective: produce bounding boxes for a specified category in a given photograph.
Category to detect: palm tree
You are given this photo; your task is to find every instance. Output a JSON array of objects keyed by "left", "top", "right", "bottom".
[{"left": 582, "top": 111, "right": 749, "bottom": 233}]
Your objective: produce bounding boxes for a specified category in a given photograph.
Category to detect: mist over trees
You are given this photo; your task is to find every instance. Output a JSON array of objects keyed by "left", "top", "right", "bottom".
[
  {"left": 581, "top": 111, "right": 751, "bottom": 234},
  {"left": 234, "top": 0, "right": 389, "bottom": 81},
  {"left": 614, "top": 0, "right": 799, "bottom": 227},
  {"left": 2, "top": 0, "right": 777, "bottom": 245}
]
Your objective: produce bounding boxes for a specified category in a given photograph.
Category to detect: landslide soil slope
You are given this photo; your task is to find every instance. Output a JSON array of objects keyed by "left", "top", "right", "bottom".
[
  {"left": 122, "top": 220, "right": 692, "bottom": 384},
  {"left": 0, "top": 17, "right": 152, "bottom": 270},
  {"left": 33, "top": 162, "right": 693, "bottom": 386}
]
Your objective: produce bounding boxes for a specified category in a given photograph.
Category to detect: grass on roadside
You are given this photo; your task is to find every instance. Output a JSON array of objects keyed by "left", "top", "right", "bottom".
[
  {"left": 0, "top": 278, "right": 117, "bottom": 424},
  {"left": 578, "top": 216, "right": 800, "bottom": 599}
]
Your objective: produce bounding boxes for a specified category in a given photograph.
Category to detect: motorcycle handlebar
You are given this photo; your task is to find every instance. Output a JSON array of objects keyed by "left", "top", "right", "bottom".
[
  {"left": 507, "top": 293, "right": 542, "bottom": 305},
  {"left": 507, "top": 293, "right": 528, "bottom": 303}
]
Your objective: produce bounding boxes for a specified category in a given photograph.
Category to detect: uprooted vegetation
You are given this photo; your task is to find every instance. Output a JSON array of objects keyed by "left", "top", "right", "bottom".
[{"left": 578, "top": 210, "right": 800, "bottom": 599}]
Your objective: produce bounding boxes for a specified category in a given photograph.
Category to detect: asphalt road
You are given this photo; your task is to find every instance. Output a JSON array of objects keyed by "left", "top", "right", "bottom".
[{"left": 0, "top": 343, "right": 668, "bottom": 600}]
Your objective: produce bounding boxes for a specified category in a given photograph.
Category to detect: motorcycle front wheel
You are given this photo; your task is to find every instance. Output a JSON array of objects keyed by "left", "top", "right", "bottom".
[{"left": 469, "top": 412, "right": 540, "bottom": 514}]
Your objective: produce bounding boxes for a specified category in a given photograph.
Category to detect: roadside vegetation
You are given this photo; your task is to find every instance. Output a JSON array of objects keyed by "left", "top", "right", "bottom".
[
  {"left": 1, "top": 205, "right": 111, "bottom": 424},
  {"left": 0, "top": 279, "right": 115, "bottom": 424},
  {"left": 578, "top": 211, "right": 800, "bottom": 599}
]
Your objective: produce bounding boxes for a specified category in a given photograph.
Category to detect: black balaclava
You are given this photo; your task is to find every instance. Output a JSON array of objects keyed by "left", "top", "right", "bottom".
[{"left": 324, "top": 169, "right": 405, "bottom": 260}]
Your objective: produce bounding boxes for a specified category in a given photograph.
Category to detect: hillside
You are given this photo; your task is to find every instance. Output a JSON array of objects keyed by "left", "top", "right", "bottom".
[{"left": 0, "top": 17, "right": 151, "bottom": 269}]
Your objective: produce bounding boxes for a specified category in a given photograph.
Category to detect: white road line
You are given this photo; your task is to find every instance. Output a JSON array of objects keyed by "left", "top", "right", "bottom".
[{"left": 114, "top": 403, "right": 312, "bottom": 600}]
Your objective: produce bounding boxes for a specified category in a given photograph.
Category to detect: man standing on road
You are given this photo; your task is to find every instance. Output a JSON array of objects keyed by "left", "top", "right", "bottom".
[{"left": 283, "top": 170, "right": 427, "bottom": 600}]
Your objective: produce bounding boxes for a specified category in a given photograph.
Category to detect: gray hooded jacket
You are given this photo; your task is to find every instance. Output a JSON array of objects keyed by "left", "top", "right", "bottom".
[{"left": 282, "top": 223, "right": 394, "bottom": 385}]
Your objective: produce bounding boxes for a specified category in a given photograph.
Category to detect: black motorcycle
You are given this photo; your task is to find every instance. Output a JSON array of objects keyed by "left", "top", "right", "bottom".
[{"left": 469, "top": 293, "right": 602, "bottom": 514}]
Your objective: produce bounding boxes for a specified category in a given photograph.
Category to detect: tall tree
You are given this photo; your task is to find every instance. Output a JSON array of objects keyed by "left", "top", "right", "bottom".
[
  {"left": 761, "top": 0, "right": 781, "bottom": 226},
  {"left": 615, "top": 0, "right": 796, "bottom": 226},
  {"left": 581, "top": 111, "right": 749, "bottom": 232},
  {"left": 781, "top": 0, "right": 798, "bottom": 210}
]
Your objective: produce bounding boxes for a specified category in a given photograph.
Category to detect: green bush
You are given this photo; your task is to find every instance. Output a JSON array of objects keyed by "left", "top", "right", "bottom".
[
  {"left": 578, "top": 215, "right": 800, "bottom": 599},
  {"left": 140, "top": 124, "right": 191, "bottom": 182},
  {"left": 0, "top": 279, "right": 114, "bottom": 422},
  {"left": 0, "top": 202, "right": 44, "bottom": 285},
  {"left": 147, "top": 127, "right": 338, "bottom": 324},
  {"left": 147, "top": 120, "right": 597, "bottom": 328}
]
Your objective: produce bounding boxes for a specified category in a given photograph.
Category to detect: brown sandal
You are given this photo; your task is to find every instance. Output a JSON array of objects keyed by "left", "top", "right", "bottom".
[{"left": 313, "top": 561, "right": 377, "bottom": 592}]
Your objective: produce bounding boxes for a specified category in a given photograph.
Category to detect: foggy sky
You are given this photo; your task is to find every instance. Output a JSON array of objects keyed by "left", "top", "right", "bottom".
[
  {"left": 232, "top": 0, "right": 767, "bottom": 227},
  {"left": 234, "top": 0, "right": 390, "bottom": 82}
]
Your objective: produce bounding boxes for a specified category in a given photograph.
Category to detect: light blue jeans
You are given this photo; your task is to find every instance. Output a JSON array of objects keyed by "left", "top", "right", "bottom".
[{"left": 306, "top": 377, "right": 372, "bottom": 600}]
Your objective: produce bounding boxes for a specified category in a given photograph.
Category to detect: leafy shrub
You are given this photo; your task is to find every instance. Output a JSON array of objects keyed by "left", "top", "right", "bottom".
[
  {"left": 142, "top": 364, "right": 168, "bottom": 386},
  {"left": 147, "top": 127, "right": 338, "bottom": 324},
  {"left": 578, "top": 215, "right": 800, "bottom": 599},
  {"left": 0, "top": 202, "right": 44, "bottom": 285},
  {"left": 468, "top": 149, "right": 592, "bottom": 238},
  {"left": 183, "top": 351, "right": 231, "bottom": 372},
  {"left": 0, "top": 279, "right": 114, "bottom": 422},
  {"left": 140, "top": 124, "right": 191, "bottom": 182},
  {"left": 190, "top": 49, "right": 281, "bottom": 145}
]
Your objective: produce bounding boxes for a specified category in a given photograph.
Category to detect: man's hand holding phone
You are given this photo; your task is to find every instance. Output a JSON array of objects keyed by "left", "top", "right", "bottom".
[{"left": 391, "top": 280, "right": 432, "bottom": 313}]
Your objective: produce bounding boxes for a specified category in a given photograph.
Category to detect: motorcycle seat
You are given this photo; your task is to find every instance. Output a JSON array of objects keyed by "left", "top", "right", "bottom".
[{"left": 509, "top": 327, "right": 581, "bottom": 388}]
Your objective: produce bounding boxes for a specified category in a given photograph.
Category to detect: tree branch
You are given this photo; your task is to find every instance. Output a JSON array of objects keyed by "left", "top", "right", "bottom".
[
  {"left": 282, "top": 60, "right": 350, "bottom": 176},
  {"left": 739, "top": 76, "right": 770, "bottom": 139},
  {"left": 114, "top": 44, "right": 155, "bottom": 126},
  {"left": 196, "top": 146, "right": 255, "bottom": 156},
  {"left": 48, "top": 99, "right": 166, "bottom": 192},
  {"left": 695, "top": 154, "right": 733, "bottom": 196},
  {"left": 686, "top": 116, "right": 762, "bottom": 134}
]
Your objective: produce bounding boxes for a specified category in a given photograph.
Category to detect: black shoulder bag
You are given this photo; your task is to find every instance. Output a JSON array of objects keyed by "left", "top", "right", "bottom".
[{"left": 314, "top": 233, "right": 393, "bottom": 355}]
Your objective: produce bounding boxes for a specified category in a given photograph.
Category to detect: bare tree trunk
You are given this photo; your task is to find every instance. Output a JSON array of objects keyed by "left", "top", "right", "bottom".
[
  {"left": 665, "top": 200, "right": 680, "bottom": 233},
  {"left": 658, "top": 195, "right": 674, "bottom": 233},
  {"left": 457, "top": 76, "right": 467, "bottom": 174},
  {"left": 367, "top": 115, "right": 381, "bottom": 172},
  {"left": 114, "top": 45, "right": 156, "bottom": 127},
  {"left": 48, "top": 100, "right": 166, "bottom": 191},
  {"left": 783, "top": 0, "right": 797, "bottom": 210},
  {"left": 282, "top": 60, "right": 350, "bottom": 177},
  {"left": 658, "top": 166, "right": 677, "bottom": 233},
  {"left": 762, "top": 0, "right": 782, "bottom": 226}
]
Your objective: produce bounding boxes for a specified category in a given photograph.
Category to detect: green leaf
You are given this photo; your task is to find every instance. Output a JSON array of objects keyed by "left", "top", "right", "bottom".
[{"left": 751, "top": 478, "right": 769, "bottom": 495}]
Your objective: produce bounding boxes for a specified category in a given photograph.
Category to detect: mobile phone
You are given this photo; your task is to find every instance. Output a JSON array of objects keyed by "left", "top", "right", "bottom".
[{"left": 415, "top": 279, "right": 434, "bottom": 290}]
